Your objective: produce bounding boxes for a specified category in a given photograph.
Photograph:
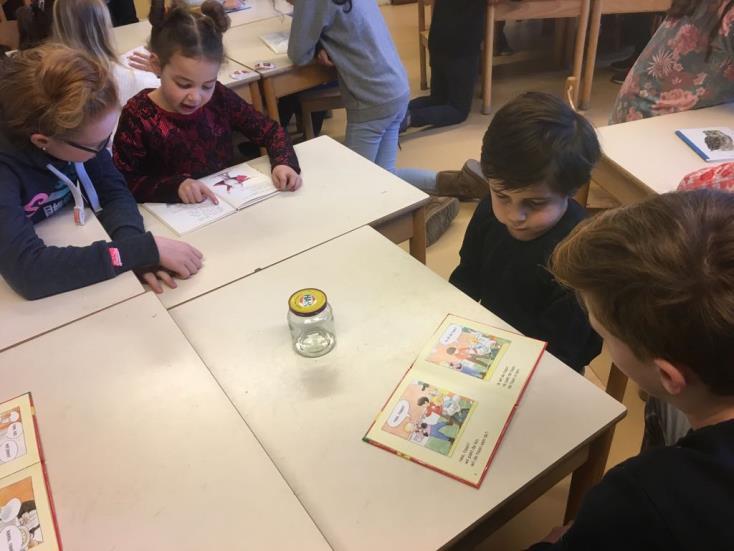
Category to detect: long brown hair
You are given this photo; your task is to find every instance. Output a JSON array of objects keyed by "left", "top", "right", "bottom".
[
  {"left": 52, "top": 0, "right": 117, "bottom": 69},
  {"left": 0, "top": 43, "right": 118, "bottom": 145}
]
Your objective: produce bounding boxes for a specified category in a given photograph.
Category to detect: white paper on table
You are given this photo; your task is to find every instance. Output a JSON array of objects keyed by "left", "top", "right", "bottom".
[{"left": 142, "top": 200, "right": 236, "bottom": 235}]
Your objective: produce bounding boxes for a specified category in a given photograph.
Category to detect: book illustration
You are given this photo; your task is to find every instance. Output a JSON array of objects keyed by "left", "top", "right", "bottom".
[
  {"left": 0, "top": 477, "right": 44, "bottom": 550},
  {"left": 381, "top": 381, "right": 475, "bottom": 457},
  {"left": 426, "top": 323, "right": 510, "bottom": 380},
  {"left": 703, "top": 129, "right": 734, "bottom": 151},
  {"left": 211, "top": 171, "right": 250, "bottom": 194},
  {"left": 0, "top": 408, "right": 26, "bottom": 464},
  {"left": 259, "top": 31, "right": 289, "bottom": 55}
]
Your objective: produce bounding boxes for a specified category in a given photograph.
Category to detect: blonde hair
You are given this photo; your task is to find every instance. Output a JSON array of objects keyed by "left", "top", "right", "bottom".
[
  {"left": 52, "top": 0, "right": 117, "bottom": 69},
  {"left": 0, "top": 43, "right": 119, "bottom": 145},
  {"left": 550, "top": 190, "right": 734, "bottom": 396}
]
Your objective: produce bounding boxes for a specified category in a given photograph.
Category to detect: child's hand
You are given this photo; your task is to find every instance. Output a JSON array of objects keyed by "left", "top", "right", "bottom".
[
  {"left": 154, "top": 236, "right": 204, "bottom": 280},
  {"left": 128, "top": 49, "right": 155, "bottom": 73},
  {"left": 138, "top": 269, "right": 178, "bottom": 294},
  {"left": 316, "top": 49, "right": 334, "bottom": 67},
  {"left": 271, "top": 165, "right": 303, "bottom": 191},
  {"left": 178, "top": 178, "right": 219, "bottom": 204}
]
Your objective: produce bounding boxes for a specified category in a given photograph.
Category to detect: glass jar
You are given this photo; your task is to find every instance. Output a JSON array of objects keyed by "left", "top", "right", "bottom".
[{"left": 287, "top": 288, "right": 336, "bottom": 357}]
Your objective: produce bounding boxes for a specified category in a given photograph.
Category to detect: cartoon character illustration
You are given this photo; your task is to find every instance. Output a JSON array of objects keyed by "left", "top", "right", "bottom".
[
  {"left": 427, "top": 324, "right": 510, "bottom": 380},
  {"left": 0, "top": 481, "right": 44, "bottom": 549},
  {"left": 211, "top": 172, "right": 250, "bottom": 193},
  {"left": 382, "top": 381, "right": 475, "bottom": 457}
]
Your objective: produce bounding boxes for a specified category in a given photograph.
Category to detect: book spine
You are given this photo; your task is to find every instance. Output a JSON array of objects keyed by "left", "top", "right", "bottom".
[{"left": 675, "top": 130, "right": 711, "bottom": 161}]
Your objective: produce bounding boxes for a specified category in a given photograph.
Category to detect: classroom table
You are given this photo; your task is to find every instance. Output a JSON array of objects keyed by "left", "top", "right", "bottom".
[
  {"left": 593, "top": 103, "right": 734, "bottom": 204},
  {"left": 111, "top": 20, "right": 263, "bottom": 109},
  {"left": 223, "top": 16, "right": 338, "bottom": 122},
  {"left": 0, "top": 292, "right": 331, "bottom": 550},
  {"left": 141, "top": 136, "right": 429, "bottom": 310},
  {"left": 0, "top": 208, "right": 143, "bottom": 352},
  {"left": 579, "top": 0, "right": 672, "bottom": 110},
  {"left": 171, "top": 227, "right": 627, "bottom": 550},
  {"left": 226, "top": 0, "right": 292, "bottom": 28}
]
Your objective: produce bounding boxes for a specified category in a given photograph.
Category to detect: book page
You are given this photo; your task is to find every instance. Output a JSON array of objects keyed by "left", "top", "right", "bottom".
[
  {"left": 364, "top": 316, "right": 545, "bottom": 487},
  {"left": 0, "top": 395, "right": 39, "bottom": 481},
  {"left": 200, "top": 163, "right": 279, "bottom": 210},
  {"left": 676, "top": 127, "right": 734, "bottom": 161},
  {"left": 0, "top": 463, "right": 60, "bottom": 551},
  {"left": 259, "top": 31, "right": 290, "bottom": 54},
  {"left": 142, "top": 200, "right": 236, "bottom": 236}
]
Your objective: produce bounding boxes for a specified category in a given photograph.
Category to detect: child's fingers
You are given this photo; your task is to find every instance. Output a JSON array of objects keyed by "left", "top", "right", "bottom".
[
  {"left": 272, "top": 171, "right": 286, "bottom": 190},
  {"left": 191, "top": 185, "right": 204, "bottom": 203},
  {"left": 289, "top": 173, "right": 303, "bottom": 191},
  {"left": 157, "top": 270, "right": 177, "bottom": 289},
  {"left": 142, "top": 272, "right": 163, "bottom": 293},
  {"left": 200, "top": 184, "right": 219, "bottom": 204}
]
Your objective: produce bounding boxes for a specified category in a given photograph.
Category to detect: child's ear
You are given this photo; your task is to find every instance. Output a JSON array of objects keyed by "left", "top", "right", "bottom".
[
  {"left": 653, "top": 358, "right": 688, "bottom": 396},
  {"left": 29, "top": 134, "right": 50, "bottom": 151}
]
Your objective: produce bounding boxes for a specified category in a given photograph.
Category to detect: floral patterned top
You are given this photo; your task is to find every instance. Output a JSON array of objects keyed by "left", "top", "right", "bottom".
[{"left": 610, "top": 2, "right": 734, "bottom": 124}]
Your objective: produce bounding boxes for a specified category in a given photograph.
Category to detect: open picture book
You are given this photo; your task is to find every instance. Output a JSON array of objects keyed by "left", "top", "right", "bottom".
[
  {"left": 259, "top": 31, "right": 289, "bottom": 54},
  {"left": 675, "top": 127, "right": 734, "bottom": 162},
  {"left": 364, "top": 315, "right": 546, "bottom": 488},
  {"left": 142, "top": 162, "right": 278, "bottom": 235},
  {"left": 0, "top": 393, "right": 61, "bottom": 550}
]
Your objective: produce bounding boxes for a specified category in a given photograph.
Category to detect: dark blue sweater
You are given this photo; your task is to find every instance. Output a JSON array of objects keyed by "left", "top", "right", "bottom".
[{"left": 0, "top": 135, "right": 158, "bottom": 299}]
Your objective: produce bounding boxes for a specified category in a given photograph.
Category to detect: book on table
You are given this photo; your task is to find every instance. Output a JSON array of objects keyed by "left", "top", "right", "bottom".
[
  {"left": 675, "top": 127, "right": 734, "bottom": 161},
  {"left": 363, "top": 314, "right": 546, "bottom": 488},
  {"left": 142, "top": 162, "right": 278, "bottom": 235},
  {"left": 0, "top": 393, "right": 62, "bottom": 550}
]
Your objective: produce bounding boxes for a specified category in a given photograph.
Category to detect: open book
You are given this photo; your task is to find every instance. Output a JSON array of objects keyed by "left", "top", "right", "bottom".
[
  {"left": 364, "top": 315, "right": 546, "bottom": 488},
  {"left": 260, "top": 31, "right": 290, "bottom": 54},
  {"left": 0, "top": 393, "right": 61, "bottom": 550},
  {"left": 675, "top": 127, "right": 734, "bottom": 162},
  {"left": 142, "top": 162, "right": 278, "bottom": 235}
]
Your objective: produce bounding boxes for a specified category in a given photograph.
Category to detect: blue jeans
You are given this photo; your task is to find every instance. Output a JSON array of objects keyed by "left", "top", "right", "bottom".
[{"left": 344, "top": 105, "right": 437, "bottom": 192}]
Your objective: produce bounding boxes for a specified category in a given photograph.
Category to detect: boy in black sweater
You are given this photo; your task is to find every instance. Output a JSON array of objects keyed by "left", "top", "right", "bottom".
[
  {"left": 450, "top": 92, "right": 601, "bottom": 372},
  {"left": 533, "top": 189, "right": 734, "bottom": 549}
]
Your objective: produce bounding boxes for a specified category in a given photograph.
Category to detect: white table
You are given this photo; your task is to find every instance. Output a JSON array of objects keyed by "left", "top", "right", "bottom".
[
  {"left": 227, "top": 0, "right": 292, "bottom": 28},
  {"left": 223, "top": 16, "right": 338, "bottom": 122},
  {"left": 142, "top": 136, "right": 429, "bottom": 309},
  {"left": 171, "top": 227, "right": 626, "bottom": 550},
  {"left": 0, "top": 208, "right": 143, "bottom": 352},
  {"left": 0, "top": 293, "right": 331, "bottom": 550},
  {"left": 593, "top": 103, "right": 734, "bottom": 203}
]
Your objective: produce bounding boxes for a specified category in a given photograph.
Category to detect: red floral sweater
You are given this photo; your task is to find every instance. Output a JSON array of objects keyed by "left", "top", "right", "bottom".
[{"left": 113, "top": 82, "right": 300, "bottom": 203}]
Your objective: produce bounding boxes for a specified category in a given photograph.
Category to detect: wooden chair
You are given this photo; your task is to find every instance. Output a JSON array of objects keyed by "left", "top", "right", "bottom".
[
  {"left": 417, "top": 0, "right": 431, "bottom": 90},
  {"left": 298, "top": 86, "right": 345, "bottom": 141}
]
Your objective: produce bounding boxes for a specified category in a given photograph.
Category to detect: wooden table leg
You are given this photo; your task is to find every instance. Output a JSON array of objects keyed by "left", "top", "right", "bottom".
[
  {"left": 572, "top": 0, "right": 591, "bottom": 107},
  {"left": 249, "top": 80, "right": 264, "bottom": 114},
  {"left": 564, "top": 363, "right": 629, "bottom": 522},
  {"left": 409, "top": 206, "right": 427, "bottom": 264},
  {"left": 580, "top": 0, "right": 602, "bottom": 110},
  {"left": 418, "top": 0, "right": 428, "bottom": 90},
  {"left": 482, "top": 3, "right": 495, "bottom": 115},
  {"left": 261, "top": 77, "right": 280, "bottom": 123}
]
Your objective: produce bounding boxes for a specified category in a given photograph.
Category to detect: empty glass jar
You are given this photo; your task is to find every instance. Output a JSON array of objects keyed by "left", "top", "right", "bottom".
[{"left": 287, "top": 288, "right": 336, "bottom": 357}]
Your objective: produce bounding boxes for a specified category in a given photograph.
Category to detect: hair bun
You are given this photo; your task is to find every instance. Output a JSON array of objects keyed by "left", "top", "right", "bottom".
[{"left": 200, "top": 0, "right": 230, "bottom": 33}]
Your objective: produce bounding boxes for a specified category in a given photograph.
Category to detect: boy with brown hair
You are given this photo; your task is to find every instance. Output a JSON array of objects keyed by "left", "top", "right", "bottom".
[{"left": 530, "top": 189, "right": 734, "bottom": 549}]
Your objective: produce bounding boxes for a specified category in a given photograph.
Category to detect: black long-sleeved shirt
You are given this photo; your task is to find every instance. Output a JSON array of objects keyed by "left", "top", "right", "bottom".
[
  {"left": 0, "top": 134, "right": 158, "bottom": 299},
  {"left": 450, "top": 197, "right": 600, "bottom": 372},
  {"left": 529, "top": 419, "right": 734, "bottom": 550}
]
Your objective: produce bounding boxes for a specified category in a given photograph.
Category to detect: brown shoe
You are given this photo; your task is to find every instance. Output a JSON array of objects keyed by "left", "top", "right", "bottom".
[
  {"left": 435, "top": 159, "right": 488, "bottom": 200},
  {"left": 425, "top": 197, "right": 460, "bottom": 246}
]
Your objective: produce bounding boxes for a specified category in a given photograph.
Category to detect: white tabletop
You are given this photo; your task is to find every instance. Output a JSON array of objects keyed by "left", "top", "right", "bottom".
[
  {"left": 171, "top": 227, "right": 626, "bottom": 550},
  {"left": 0, "top": 208, "right": 143, "bottom": 352},
  {"left": 224, "top": 15, "right": 294, "bottom": 75},
  {"left": 112, "top": 21, "right": 259, "bottom": 86},
  {"left": 0, "top": 292, "right": 331, "bottom": 551},
  {"left": 597, "top": 103, "right": 734, "bottom": 195},
  {"left": 227, "top": 0, "right": 292, "bottom": 28},
  {"left": 143, "top": 136, "right": 428, "bottom": 309}
]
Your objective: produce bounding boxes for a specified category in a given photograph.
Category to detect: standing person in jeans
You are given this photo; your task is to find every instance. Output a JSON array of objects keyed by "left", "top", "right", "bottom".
[{"left": 287, "top": 0, "right": 459, "bottom": 246}]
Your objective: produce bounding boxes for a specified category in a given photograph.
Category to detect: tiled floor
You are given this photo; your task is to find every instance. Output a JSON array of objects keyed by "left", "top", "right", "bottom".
[{"left": 130, "top": 2, "right": 646, "bottom": 547}]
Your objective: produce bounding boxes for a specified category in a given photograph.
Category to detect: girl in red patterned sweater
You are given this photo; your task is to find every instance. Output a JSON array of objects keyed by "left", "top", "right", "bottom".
[{"left": 113, "top": 0, "right": 302, "bottom": 204}]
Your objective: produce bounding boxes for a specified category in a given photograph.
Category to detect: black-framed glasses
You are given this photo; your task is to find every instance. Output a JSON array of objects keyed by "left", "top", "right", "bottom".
[{"left": 60, "top": 133, "right": 112, "bottom": 155}]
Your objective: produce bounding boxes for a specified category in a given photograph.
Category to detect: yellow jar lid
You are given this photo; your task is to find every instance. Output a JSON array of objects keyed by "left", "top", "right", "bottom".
[{"left": 289, "top": 288, "right": 328, "bottom": 316}]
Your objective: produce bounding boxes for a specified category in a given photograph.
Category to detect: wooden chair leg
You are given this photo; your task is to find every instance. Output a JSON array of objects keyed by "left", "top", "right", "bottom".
[
  {"left": 302, "top": 109, "right": 315, "bottom": 141},
  {"left": 580, "top": 0, "right": 602, "bottom": 110},
  {"left": 419, "top": 42, "right": 428, "bottom": 90},
  {"left": 571, "top": 0, "right": 591, "bottom": 108},
  {"left": 482, "top": 4, "right": 495, "bottom": 115}
]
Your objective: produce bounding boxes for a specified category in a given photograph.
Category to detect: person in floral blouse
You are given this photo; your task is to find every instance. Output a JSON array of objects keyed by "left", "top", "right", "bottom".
[{"left": 610, "top": 0, "right": 734, "bottom": 124}]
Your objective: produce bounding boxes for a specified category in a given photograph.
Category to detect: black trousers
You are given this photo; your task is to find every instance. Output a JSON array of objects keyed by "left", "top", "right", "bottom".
[{"left": 409, "top": 53, "right": 479, "bottom": 128}]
